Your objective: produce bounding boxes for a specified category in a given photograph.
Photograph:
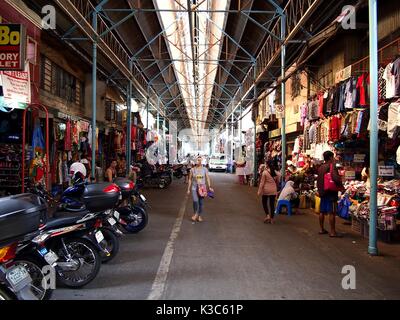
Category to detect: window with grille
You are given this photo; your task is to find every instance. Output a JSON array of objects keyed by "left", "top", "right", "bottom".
[
  {"left": 40, "top": 54, "right": 84, "bottom": 107},
  {"left": 105, "top": 99, "right": 116, "bottom": 121}
]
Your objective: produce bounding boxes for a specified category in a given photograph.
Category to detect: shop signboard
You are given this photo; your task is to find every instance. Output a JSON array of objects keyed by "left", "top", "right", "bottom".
[
  {"left": 269, "top": 128, "right": 281, "bottom": 139},
  {"left": 353, "top": 154, "right": 366, "bottom": 163},
  {"left": 378, "top": 166, "right": 394, "bottom": 177},
  {"left": 345, "top": 170, "right": 356, "bottom": 180},
  {"left": 0, "top": 63, "right": 30, "bottom": 107},
  {"left": 275, "top": 104, "right": 285, "bottom": 119},
  {"left": 0, "top": 24, "right": 26, "bottom": 70},
  {"left": 335, "top": 65, "right": 352, "bottom": 84}
]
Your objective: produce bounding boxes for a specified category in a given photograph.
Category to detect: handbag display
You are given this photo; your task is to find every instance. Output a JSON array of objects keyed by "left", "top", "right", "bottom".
[{"left": 324, "top": 164, "right": 340, "bottom": 192}]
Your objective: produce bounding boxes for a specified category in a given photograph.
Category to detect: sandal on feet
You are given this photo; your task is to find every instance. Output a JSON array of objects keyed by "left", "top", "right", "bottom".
[
  {"left": 191, "top": 215, "right": 198, "bottom": 222},
  {"left": 319, "top": 230, "right": 328, "bottom": 235},
  {"left": 329, "top": 234, "right": 343, "bottom": 238},
  {"left": 198, "top": 216, "right": 203, "bottom": 222},
  {"left": 264, "top": 217, "right": 271, "bottom": 224}
]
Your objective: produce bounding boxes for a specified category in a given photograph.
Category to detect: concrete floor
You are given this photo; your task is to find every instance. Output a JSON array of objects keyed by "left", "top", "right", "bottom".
[{"left": 53, "top": 173, "right": 400, "bottom": 300}]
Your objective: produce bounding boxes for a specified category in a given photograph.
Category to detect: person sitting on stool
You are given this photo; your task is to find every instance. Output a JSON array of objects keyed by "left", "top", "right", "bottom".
[{"left": 276, "top": 180, "right": 299, "bottom": 215}]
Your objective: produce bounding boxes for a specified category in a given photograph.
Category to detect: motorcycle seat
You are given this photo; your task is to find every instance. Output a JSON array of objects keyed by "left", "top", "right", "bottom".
[
  {"left": 42, "top": 212, "right": 88, "bottom": 230},
  {"left": 52, "top": 210, "right": 91, "bottom": 218}
]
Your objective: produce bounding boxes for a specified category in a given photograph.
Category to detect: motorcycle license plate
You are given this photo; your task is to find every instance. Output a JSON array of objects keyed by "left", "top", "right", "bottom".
[
  {"left": 95, "top": 230, "right": 104, "bottom": 243},
  {"left": 108, "top": 217, "right": 116, "bottom": 226},
  {"left": 6, "top": 265, "right": 31, "bottom": 288},
  {"left": 114, "top": 211, "right": 120, "bottom": 220},
  {"left": 44, "top": 251, "right": 59, "bottom": 265},
  {"left": 140, "top": 194, "right": 146, "bottom": 202}
]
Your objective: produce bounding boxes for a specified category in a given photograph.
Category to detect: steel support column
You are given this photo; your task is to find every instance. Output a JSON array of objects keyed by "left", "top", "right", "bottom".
[
  {"left": 126, "top": 60, "right": 133, "bottom": 175},
  {"left": 91, "top": 11, "right": 98, "bottom": 180},
  {"left": 280, "top": 14, "right": 287, "bottom": 183},
  {"left": 163, "top": 118, "right": 166, "bottom": 164},
  {"left": 157, "top": 109, "right": 160, "bottom": 136},
  {"left": 368, "top": 0, "right": 378, "bottom": 256},
  {"left": 239, "top": 104, "right": 242, "bottom": 151},
  {"left": 231, "top": 113, "right": 234, "bottom": 173},
  {"left": 146, "top": 94, "right": 150, "bottom": 130},
  {"left": 253, "top": 64, "right": 257, "bottom": 186}
]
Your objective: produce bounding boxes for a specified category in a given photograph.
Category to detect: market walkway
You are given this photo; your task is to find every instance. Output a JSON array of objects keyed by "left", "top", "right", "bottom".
[{"left": 53, "top": 173, "right": 400, "bottom": 300}]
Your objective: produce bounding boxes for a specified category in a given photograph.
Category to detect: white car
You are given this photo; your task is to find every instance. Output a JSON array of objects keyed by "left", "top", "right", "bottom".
[{"left": 209, "top": 155, "right": 228, "bottom": 172}]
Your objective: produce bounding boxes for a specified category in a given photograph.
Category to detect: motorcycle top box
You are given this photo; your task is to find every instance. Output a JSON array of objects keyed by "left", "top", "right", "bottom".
[
  {"left": 113, "top": 178, "right": 135, "bottom": 200},
  {"left": 82, "top": 183, "right": 120, "bottom": 212},
  {"left": 0, "top": 193, "right": 48, "bottom": 243}
]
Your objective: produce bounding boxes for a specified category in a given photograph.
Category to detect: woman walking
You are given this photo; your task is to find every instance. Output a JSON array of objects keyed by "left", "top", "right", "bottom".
[
  {"left": 257, "top": 162, "right": 279, "bottom": 224},
  {"left": 187, "top": 156, "right": 213, "bottom": 222}
]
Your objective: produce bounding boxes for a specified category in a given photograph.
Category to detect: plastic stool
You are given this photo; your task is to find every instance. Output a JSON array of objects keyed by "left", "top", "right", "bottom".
[{"left": 275, "top": 200, "right": 293, "bottom": 216}]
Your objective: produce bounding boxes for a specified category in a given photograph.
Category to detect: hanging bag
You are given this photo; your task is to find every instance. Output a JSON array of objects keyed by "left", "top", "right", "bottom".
[
  {"left": 194, "top": 168, "right": 208, "bottom": 198},
  {"left": 197, "top": 184, "right": 208, "bottom": 198},
  {"left": 324, "top": 164, "right": 340, "bottom": 192}
]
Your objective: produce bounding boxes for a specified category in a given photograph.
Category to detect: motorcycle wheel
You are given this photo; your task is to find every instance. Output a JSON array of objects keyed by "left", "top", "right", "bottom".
[
  {"left": 159, "top": 180, "right": 167, "bottom": 189},
  {"left": 54, "top": 238, "right": 101, "bottom": 288},
  {"left": 0, "top": 286, "right": 13, "bottom": 300},
  {"left": 99, "top": 228, "right": 120, "bottom": 264},
  {"left": 120, "top": 206, "right": 149, "bottom": 234},
  {"left": 13, "top": 256, "right": 53, "bottom": 300}
]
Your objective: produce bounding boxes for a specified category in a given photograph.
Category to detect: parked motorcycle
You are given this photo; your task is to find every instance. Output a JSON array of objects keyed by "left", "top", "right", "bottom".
[
  {"left": 113, "top": 178, "right": 149, "bottom": 234},
  {"left": 27, "top": 178, "right": 122, "bottom": 264},
  {"left": 0, "top": 240, "right": 39, "bottom": 300},
  {"left": 136, "top": 171, "right": 169, "bottom": 189},
  {"left": 171, "top": 164, "right": 184, "bottom": 179}
]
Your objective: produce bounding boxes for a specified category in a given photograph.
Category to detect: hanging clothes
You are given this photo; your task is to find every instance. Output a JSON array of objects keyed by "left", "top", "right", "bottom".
[
  {"left": 32, "top": 120, "right": 45, "bottom": 158},
  {"left": 307, "top": 98, "right": 319, "bottom": 120},
  {"left": 79, "top": 120, "right": 89, "bottom": 132},
  {"left": 383, "top": 62, "right": 395, "bottom": 99},
  {"left": 325, "top": 87, "right": 335, "bottom": 116},
  {"left": 96, "top": 128, "right": 99, "bottom": 153},
  {"left": 378, "top": 66, "right": 386, "bottom": 102},
  {"left": 387, "top": 102, "right": 400, "bottom": 139},
  {"left": 391, "top": 57, "right": 400, "bottom": 97},
  {"left": 88, "top": 125, "right": 93, "bottom": 150},
  {"left": 318, "top": 92, "right": 325, "bottom": 119},
  {"left": 72, "top": 121, "right": 79, "bottom": 146},
  {"left": 64, "top": 119, "right": 72, "bottom": 151},
  {"left": 338, "top": 82, "right": 346, "bottom": 113},
  {"left": 356, "top": 73, "right": 370, "bottom": 107}
]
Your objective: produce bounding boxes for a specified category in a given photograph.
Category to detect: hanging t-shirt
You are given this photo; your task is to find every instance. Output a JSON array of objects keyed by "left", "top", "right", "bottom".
[
  {"left": 387, "top": 102, "right": 400, "bottom": 139},
  {"left": 307, "top": 99, "right": 319, "bottom": 120},
  {"left": 383, "top": 62, "right": 396, "bottom": 99},
  {"left": 344, "top": 79, "right": 353, "bottom": 109},
  {"left": 318, "top": 92, "right": 325, "bottom": 118},
  {"left": 356, "top": 73, "right": 370, "bottom": 107},
  {"left": 397, "top": 145, "right": 400, "bottom": 165},
  {"left": 390, "top": 57, "right": 400, "bottom": 97},
  {"left": 268, "top": 83, "right": 277, "bottom": 114},
  {"left": 72, "top": 121, "right": 79, "bottom": 146},
  {"left": 88, "top": 125, "right": 93, "bottom": 149},
  {"left": 378, "top": 66, "right": 386, "bottom": 102}
]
